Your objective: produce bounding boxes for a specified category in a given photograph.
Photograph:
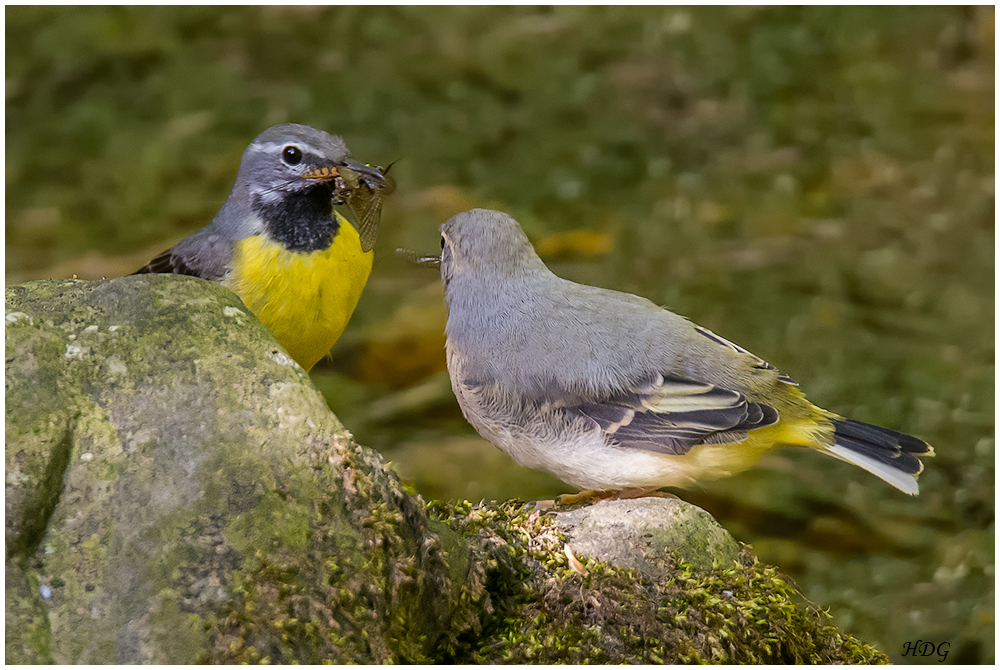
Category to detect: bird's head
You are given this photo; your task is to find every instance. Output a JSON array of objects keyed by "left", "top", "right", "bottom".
[
  {"left": 238, "top": 123, "right": 385, "bottom": 204},
  {"left": 438, "top": 209, "right": 548, "bottom": 288},
  {"left": 226, "top": 124, "right": 390, "bottom": 252}
]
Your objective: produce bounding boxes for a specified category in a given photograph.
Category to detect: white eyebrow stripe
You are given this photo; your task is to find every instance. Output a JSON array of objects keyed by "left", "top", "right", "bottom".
[{"left": 248, "top": 140, "right": 324, "bottom": 155}]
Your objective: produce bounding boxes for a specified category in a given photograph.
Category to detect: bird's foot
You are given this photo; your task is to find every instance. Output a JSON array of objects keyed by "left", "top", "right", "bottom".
[
  {"left": 554, "top": 488, "right": 670, "bottom": 505},
  {"left": 548, "top": 487, "right": 677, "bottom": 507},
  {"left": 554, "top": 489, "right": 599, "bottom": 506},
  {"left": 613, "top": 486, "right": 678, "bottom": 501}
]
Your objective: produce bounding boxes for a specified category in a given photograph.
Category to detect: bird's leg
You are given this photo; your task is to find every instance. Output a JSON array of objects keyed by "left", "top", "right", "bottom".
[
  {"left": 613, "top": 486, "right": 679, "bottom": 500},
  {"left": 548, "top": 487, "right": 678, "bottom": 507},
  {"left": 555, "top": 489, "right": 600, "bottom": 505}
]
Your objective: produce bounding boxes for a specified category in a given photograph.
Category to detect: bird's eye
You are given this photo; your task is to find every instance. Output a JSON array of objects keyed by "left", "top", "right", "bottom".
[{"left": 282, "top": 146, "right": 303, "bottom": 165}]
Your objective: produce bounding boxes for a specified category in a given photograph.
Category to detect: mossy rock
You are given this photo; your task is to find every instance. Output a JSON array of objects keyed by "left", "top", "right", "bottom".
[
  {"left": 5, "top": 276, "right": 888, "bottom": 664},
  {"left": 5, "top": 276, "right": 458, "bottom": 663},
  {"left": 556, "top": 497, "right": 742, "bottom": 575},
  {"left": 427, "top": 499, "right": 887, "bottom": 664}
]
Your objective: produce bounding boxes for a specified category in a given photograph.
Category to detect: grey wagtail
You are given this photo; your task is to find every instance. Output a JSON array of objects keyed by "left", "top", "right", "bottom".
[
  {"left": 136, "top": 124, "right": 391, "bottom": 371},
  {"left": 434, "top": 209, "right": 933, "bottom": 497}
]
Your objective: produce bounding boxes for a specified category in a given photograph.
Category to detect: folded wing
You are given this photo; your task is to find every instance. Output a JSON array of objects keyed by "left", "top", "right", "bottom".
[{"left": 568, "top": 373, "right": 778, "bottom": 454}]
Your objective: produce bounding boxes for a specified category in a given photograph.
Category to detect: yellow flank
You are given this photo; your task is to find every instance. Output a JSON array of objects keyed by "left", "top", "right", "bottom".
[
  {"left": 667, "top": 393, "right": 837, "bottom": 485},
  {"left": 225, "top": 213, "right": 373, "bottom": 371}
]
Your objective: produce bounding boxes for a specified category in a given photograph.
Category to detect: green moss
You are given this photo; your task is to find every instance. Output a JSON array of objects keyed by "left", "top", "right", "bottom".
[
  {"left": 204, "top": 438, "right": 463, "bottom": 664},
  {"left": 5, "top": 563, "right": 54, "bottom": 663},
  {"left": 427, "top": 499, "right": 888, "bottom": 664},
  {"left": 147, "top": 589, "right": 211, "bottom": 664},
  {"left": 224, "top": 489, "right": 313, "bottom": 556}
]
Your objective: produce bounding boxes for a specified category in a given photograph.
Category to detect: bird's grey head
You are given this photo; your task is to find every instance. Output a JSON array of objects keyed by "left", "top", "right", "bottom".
[
  {"left": 438, "top": 209, "right": 548, "bottom": 287},
  {"left": 217, "top": 123, "right": 388, "bottom": 252},
  {"left": 237, "top": 123, "right": 353, "bottom": 203}
]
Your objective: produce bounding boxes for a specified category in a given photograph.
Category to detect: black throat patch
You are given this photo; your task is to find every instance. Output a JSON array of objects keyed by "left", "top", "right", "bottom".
[{"left": 255, "top": 185, "right": 339, "bottom": 252}]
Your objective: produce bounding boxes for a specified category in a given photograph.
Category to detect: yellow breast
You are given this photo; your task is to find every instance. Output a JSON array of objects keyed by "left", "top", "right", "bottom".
[{"left": 225, "top": 213, "right": 373, "bottom": 371}]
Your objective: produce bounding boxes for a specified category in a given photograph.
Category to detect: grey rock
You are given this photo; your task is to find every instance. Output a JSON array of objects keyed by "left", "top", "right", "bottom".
[
  {"left": 4, "top": 276, "right": 452, "bottom": 663},
  {"left": 555, "top": 497, "right": 741, "bottom": 575}
]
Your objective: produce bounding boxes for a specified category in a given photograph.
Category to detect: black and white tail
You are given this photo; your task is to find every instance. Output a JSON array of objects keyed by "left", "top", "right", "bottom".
[{"left": 827, "top": 419, "right": 934, "bottom": 495}]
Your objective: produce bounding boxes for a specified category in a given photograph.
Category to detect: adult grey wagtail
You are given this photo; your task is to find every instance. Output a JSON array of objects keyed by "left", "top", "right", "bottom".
[
  {"left": 434, "top": 208, "right": 933, "bottom": 498},
  {"left": 134, "top": 123, "right": 392, "bottom": 371}
]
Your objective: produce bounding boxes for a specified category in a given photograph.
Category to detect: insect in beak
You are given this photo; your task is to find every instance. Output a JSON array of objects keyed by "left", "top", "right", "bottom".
[{"left": 302, "top": 161, "right": 395, "bottom": 254}]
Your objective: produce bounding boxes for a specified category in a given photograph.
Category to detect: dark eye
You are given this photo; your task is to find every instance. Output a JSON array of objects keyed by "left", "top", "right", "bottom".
[{"left": 282, "top": 146, "right": 303, "bottom": 165}]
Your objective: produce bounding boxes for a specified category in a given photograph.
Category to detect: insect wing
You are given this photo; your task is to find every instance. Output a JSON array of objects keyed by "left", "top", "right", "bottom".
[
  {"left": 346, "top": 167, "right": 395, "bottom": 253},
  {"left": 350, "top": 182, "right": 383, "bottom": 253}
]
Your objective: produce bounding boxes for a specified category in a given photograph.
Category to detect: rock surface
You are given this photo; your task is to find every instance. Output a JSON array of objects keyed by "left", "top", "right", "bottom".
[
  {"left": 5, "top": 276, "right": 457, "bottom": 663},
  {"left": 556, "top": 497, "right": 741, "bottom": 575},
  {"left": 5, "top": 276, "right": 888, "bottom": 664}
]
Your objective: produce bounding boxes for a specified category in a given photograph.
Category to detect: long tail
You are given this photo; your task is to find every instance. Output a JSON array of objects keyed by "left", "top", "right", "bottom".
[{"left": 825, "top": 419, "right": 934, "bottom": 496}]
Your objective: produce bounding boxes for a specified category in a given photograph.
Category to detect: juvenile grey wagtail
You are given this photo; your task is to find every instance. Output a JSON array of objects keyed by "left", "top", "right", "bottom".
[
  {"left": 135, "top": 124, "right": 390, "bottom": 371},
  {"left": 435, "top": 209, "right": 933, "bottom": 497}
]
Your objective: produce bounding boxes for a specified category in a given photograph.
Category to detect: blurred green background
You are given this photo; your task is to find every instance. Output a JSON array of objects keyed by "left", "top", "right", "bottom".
[{"left": 6, "top": 6, "right": 993, "bottom": 663}]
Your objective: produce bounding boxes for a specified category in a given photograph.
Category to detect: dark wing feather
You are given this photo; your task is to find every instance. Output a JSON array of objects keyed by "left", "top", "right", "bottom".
[
  {"left": 568, "top": 373, "right": 778, "bottom": 455},
  {"left": 133, "top": 249, "right": 206, "bottom": 277},
  {"left": 133, "top": 232, "right": 233, "bottom": 280},
  {"left": 695, "top": 325, "right": 797, "bottom": 385}
]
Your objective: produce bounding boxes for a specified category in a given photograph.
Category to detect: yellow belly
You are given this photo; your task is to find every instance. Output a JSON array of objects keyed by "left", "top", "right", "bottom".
[{"left": 225, "top": 213, "right": 373, "bottom": 371}]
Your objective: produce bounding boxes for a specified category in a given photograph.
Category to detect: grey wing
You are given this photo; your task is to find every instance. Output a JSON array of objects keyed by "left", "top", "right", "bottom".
[
  {"left": 693, "top": 324, "right": 797, "bottom": 386},
  {"left": 566, "top": 373, "right": 778, "bottom": 455},
  {"left": 134, "top": 231, "right": 234, "bottom": 280}
]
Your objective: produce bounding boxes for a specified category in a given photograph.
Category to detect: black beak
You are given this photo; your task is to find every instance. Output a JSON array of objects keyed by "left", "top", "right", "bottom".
[{"left": 396, "top": 248, "right": 441, "bottom": 268}]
